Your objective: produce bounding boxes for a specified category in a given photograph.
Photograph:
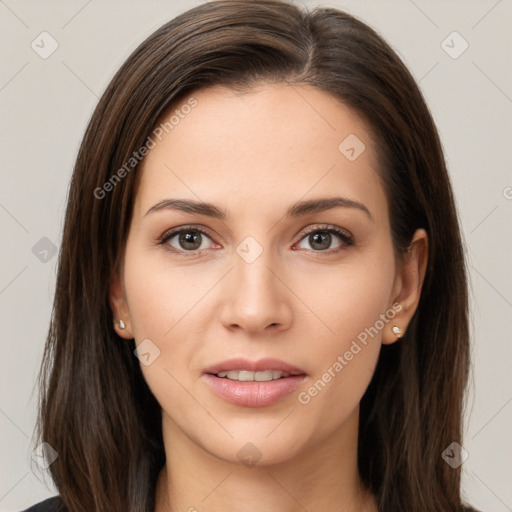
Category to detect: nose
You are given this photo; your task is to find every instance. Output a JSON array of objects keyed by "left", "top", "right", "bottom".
[{"left": 218, "top": 243, "right": 293, "bottom": 335}]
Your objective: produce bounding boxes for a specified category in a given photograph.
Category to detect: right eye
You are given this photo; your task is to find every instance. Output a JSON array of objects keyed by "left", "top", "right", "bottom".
[{"left": 159, "top": 226, "right": 217, "bottom": 254}]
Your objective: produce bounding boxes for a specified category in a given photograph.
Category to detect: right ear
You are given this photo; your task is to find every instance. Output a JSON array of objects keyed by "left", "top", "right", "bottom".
[{"left": 109, "top": 271, "right": 134, "bottom": 339}]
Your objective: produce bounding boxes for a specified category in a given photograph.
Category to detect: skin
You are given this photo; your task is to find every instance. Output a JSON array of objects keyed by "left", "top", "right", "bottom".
[{"left": 109, "top": 82, "right": 428, "bottom": 512}]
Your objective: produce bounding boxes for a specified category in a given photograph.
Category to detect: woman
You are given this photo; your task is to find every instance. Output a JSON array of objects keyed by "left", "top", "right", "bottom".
[{"left": 26, "top": 0, "right": 478, "bottom": 510}]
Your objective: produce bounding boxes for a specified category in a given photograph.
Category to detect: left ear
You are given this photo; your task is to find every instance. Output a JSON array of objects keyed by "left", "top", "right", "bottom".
[{"left": 383, "top": 228, "right": 429, "bottom": 345}]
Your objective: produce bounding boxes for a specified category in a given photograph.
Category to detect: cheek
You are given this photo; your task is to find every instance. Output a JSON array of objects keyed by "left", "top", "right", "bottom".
[
  {"left": 121, "top": 240, "right": 221, "bottom": 397},
  {"left": 294, "top": 245, "right": 396, "bottom": 349},
  {"left": 123, "top": 243, "right": 208, "bottom": 341},
  {"left": 293, "top": 248, "right": 395, "bottom": 420},
  {"left": 121, "top": 246, "right": 208, "bottom": 428}
]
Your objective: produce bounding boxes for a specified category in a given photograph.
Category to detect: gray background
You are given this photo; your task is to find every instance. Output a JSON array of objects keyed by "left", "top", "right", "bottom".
[{"left": 1, "top": 1, "right": 511, "bottom": 510}]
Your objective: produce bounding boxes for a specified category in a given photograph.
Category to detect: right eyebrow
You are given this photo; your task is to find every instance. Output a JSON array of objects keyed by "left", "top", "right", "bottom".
[{"left": 145, "top": 198, "right": 227, "bottom": 219}]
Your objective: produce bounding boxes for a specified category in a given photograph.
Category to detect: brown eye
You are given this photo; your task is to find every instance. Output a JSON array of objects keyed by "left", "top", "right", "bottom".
[
  {"left": 308, "top": 231, "right": 334, "bottom": 251},
  {"left": 161, "top": 227, "right": 214, "bottom": 253},
  {"left": 296, "top": 226, "right": 354, "bottom": 253}
]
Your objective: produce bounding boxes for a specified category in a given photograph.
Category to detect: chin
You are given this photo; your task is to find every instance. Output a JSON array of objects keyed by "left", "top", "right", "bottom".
[{"left": 195, "top": 423, "right": 310, "bottom": 468}]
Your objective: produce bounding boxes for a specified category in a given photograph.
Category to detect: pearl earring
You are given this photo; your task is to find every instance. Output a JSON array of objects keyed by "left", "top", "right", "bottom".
[
  {"left": 392, "top": 325, "right": 403, "bottom": 338},
  {"left": 119, "top": 320, "right": 126, "bottom": 330}
]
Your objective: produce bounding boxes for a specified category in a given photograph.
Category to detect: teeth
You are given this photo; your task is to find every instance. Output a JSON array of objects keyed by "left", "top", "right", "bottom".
[{"left": 216, "top": 370, "right": 290, "bottom": 381}]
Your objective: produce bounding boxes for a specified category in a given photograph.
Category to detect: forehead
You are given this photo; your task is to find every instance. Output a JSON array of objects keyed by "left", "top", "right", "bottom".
[{"left": 134, "top": 82, "right": 387, "bottom": 222}]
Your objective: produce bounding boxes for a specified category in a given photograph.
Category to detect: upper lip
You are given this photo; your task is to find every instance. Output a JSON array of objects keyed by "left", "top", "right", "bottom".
[{"left": 203, "top": 358, "right": 306, "bottom": 376}]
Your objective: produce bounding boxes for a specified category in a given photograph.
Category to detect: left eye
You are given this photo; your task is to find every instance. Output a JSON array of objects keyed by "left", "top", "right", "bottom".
[{"left": 296, "top": 227, "right": 353, "bottom": 252}]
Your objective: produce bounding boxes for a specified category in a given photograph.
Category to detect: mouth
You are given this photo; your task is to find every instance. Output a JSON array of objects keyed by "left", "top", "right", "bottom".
[
  {"left": 214, "top": 369, "right": 293, "bottom": 382},
  {"left": 202, "top": 358, "right": 307, "bottom": 407}
]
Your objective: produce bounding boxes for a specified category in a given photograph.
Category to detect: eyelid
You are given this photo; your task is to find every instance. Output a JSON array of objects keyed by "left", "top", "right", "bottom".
[
  {"left": 295, "top": 224, "right": 354, "bottom": 245},
  {"left": 159, "top": 224, "right": 214, "bottom": 241}
]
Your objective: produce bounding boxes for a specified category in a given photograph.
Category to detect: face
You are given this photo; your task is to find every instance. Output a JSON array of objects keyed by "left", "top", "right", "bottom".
[{"left": 110, "top": 82, "right": 426, "bottom": 467}]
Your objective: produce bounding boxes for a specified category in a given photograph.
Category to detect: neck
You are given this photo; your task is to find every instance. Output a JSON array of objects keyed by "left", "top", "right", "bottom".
[{"left": 154, "top": 407, "right": 378, "bottom": 512}]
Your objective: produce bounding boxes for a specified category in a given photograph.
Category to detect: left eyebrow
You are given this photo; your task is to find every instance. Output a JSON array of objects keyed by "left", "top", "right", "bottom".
[
  {"left": 285, "top": 197, "right": 373, "bottom": 222},
  {"left": 145, "top": 196, "right": 373, "bottom": 222}
]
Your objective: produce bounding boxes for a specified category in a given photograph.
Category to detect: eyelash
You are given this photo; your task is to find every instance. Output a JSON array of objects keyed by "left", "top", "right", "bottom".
[{"left": 158, "top": 224, "right": 355, "bottom": 256}]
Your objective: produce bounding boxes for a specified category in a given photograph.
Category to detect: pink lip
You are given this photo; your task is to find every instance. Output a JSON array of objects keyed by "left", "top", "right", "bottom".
[
  {"left": 203, "top": 374, "right": 307, "bottom": 407},
  {"left": 202, "top": 357, "right": 306, "bottom": 376},
  {"left": 202, "top": 358, "right": 307, "bottom": 408}
]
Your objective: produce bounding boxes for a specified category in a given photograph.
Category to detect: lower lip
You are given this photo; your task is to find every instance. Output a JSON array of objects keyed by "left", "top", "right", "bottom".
[{"left": 203, "top": 374, "right": 307, "bottom": 407}]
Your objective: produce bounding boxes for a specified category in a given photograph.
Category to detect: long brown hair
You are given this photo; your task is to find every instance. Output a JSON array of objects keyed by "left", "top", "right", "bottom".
[{"left": 35, "top": 1, "right": 471, "bottom": 510}]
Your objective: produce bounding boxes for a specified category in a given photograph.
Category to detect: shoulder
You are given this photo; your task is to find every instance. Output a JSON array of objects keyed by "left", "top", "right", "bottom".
[{"left": 21, "top": 496, "right": 66, "bottom": 512}]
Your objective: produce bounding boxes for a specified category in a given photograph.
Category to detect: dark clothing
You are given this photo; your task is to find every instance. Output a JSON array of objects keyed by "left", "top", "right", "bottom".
[
  {"left": 22, "top": 497, "right": 65, "bottom": 512},
  {"left": 23, "top": 495, "right": 482, "bottom": 511}
]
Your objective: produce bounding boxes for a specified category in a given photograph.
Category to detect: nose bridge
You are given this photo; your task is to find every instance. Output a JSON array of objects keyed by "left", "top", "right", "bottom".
[
  {"left": 219, "top": 233, "right": 291, "bottom": 332},
  {"left": 233, "top": 233, "right": 280, "bottom": 301}
]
